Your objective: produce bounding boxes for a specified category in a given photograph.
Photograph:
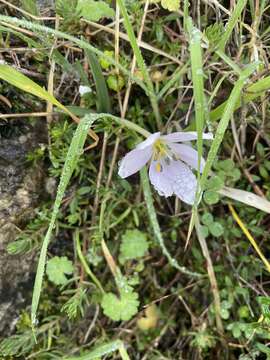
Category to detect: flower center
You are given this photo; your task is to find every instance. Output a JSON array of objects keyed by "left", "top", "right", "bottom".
[{"left": 152, "top": 139, "right": 171, "bottom": 172}]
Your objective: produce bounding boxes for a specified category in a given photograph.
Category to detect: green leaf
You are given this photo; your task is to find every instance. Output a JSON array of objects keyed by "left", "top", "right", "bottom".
[
  {"left": 31, "top": 113, "right": 103, "bottom": 326},
  {"left": 238, "top": 306, "right": 249, "bottom": 319},
  {"left": 204, "top": 23, "right": 224, "bottom": 49},
  {"left": 0, "top": 332, "right": 35, "bottom": 357},
  {"left": 218, "top": 159, "right": 235, "bottom": 172},
  {"left": 228, "top": 322, "right": 242, "bottom": 338},
  {"left": 64, "top": 340, "right": 127, "bottom": 360},
  {"left": 205, "top": 176, "right": 224, "bottom": 191},
  {"left": 220, "top": 307, "right": 230, "bottom": 320},
  {"left": 46, "top": 256, "right": 74, "bottom": 285},
  {"left": 77, "top": 0, "right": 115, "bottom": 22},
  {"left": 86, "top": 49, "right": 112, "bottom": 113},
  {"left": 204, "top": 191, "right": 220, "bottom": 205},
  {"left": 101, "top": 290, "right": 139, "bottom": 321},
  {"left": 107, "top": 74, "right": 125, "bottom": 92},
  {"left": 21, "top": 0, "right": 39, "bottom": 16},
  {"left": 161, "top": 0, "right": 180, "bottom": 11},
  {"left": 259, "top": 165, "right": 269, "bottom": 179},
  {"left": 0, "top": 64, "right": 76, "bottom": 121},
  {"left": 230, "top": 168, "right": 241, "bottom": 181},
  {"left": 100, "top": 50, "right": 114, "bottom": 70},
  {"left": 200, "top": 225, "right": 209, "bottom": 238},
  {"left": 119, "top": 230, "right": 149, "bottom": 263},
  {"left": 201, "top": 212, "right": 214, "bottom": 226},
  {"left": 257, "top": 296, "right": 270, "bottom": 318},
  {"left": 61, "top": 288, "right": 87, "bottom": 319},
  {"left": 209, "top": 222, "right": 224, "bottom": 237},
  {"left": 256, "top": 343, "right": 270, "bottom": 357}
]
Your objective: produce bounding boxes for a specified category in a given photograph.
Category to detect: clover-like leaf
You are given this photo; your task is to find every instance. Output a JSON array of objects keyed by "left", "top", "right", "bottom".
[
  {"left": 161, "top": 0, "right": 180, "bottom": 11},
  {"left": 77, "top": 0, "right": 115, "bottom": 22},
  {"left": 119, "top": 229, "right": 149, "bottom": 264},
  {"left": 204, "top": 190, "right": 220, "bottom": 205},
  {"left": 209, "top": 222, "right": 224, "bottom": 237},
  {"left": 46, "top": 256, "right": 74, "bottom": 286},
  {"left": 101, "top": 290, "right": 139, "bottom": 321}
]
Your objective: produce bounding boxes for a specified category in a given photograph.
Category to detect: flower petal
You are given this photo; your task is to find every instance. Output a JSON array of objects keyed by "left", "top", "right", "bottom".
[
  {"left": 161, "top": 131, "right": 213, "bottom": 143},
  {"left": 169, "top": 161, "right": 198, "bottom": 204},
  {"left": 136, "top": 132, "right": 160, "bottom": 150},
  {"left": 149, "top": 160, "right": 174, "bottom": 197},
  {"left": 169, "top": 143, "right": 205, "bottom": 172},
  {"left": 118, "top": 146, "right": 152, "bottom": 178},
  {"left": 149, "top": 158, "right": 197, "bottom": 204}
]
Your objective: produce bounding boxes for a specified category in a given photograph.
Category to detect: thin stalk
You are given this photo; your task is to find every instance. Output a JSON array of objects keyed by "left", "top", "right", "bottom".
[{"left": 75, "top": 231, "right": 105, "bottom": 294}]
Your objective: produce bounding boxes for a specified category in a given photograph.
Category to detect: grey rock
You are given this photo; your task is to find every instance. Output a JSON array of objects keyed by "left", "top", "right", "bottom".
[{"left": 0, "top": 119, "right": 47, "bottom": 335}]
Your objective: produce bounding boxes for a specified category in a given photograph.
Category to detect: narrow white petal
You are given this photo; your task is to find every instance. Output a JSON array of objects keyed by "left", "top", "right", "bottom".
[
  {"left": 136, "top": 132, "right": 161, "bottom": 150},
  {"left": 149, "top": 160, "right": 174, "bottom": 197},
  {"left": 161, "top": 131, "right": 213, "bottom": 143},
  {"left": 118, "top": 146, "right": 152, "bottom": 178},
  {"left": 169, "top": 143, "right": 205, "bottom": 172}
]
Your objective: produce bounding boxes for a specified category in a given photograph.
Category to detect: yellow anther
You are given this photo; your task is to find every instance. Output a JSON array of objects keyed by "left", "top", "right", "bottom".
[{"left": 156, "top": 162, "right": 162, "bottom": 172}]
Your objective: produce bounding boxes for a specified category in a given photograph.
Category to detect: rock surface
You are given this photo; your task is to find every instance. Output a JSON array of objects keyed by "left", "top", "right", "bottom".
[{"left": 0, "top": 119, "right": 47, "bottom": 335}]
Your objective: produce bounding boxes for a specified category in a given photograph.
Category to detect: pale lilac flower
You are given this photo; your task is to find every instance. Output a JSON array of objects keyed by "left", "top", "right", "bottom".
[{"left": 118, "top": 131, "right": 213, "bottom": 205}]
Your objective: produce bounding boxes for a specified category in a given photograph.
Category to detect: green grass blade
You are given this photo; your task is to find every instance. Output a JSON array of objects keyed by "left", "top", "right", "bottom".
[
  {"left": 0, "top": 64, "right": 68, "bottom": 113},
  {"left": 75, "top": 231, "right": 105, "bottom": 294},
  {"left": 0, "top": 64, "right": 83, "bottom": 126},
  {"left": 0, "top": 24, "right": 40, "bottom": 47},
  {"left": 21, "top": 0, "right": 39, "bottom": 16},
  {"left": 64, "top": 340, "right": 124, "bottom": 359},
  {"left": 218, "top": 0, "right": 247, "bottom": 52},
  {"left": 140, "top": 167, "right": 201, "bottom": 278},
  {"left": 85, "top": 49, "right": 112, "bottom": 113},
  {"left": 31, "top": 113, "right": 100, "bottom": 326},
  {"left": 186, "top": 17, "right": 205, "bottom": 177},
  {"left": 157, "top": 61, "right": 189, "bottom": 100}
]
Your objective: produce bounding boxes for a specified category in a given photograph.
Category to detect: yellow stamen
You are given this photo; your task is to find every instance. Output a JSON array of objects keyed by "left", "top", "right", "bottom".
[{"left": 156, "top": 162, "right": 162, "bottom": 172}]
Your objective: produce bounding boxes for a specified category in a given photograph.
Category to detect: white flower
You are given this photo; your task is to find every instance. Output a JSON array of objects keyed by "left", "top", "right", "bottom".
[{"left": 118, "top": 131, "right": 213, "bottom": 205}]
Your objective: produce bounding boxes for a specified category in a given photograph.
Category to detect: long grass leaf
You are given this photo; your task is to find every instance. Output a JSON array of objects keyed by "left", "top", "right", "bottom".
[
  {"left": 0, "top": 64, "right": 68, "bottom": 113},
  {"left": 218, "top": 187, "right": 270, "bottom": 213},
  {"left": 0, "top": 64, "right": 98, "bottom": 143},
  {"left": 186, "top": 18, "right": 205, "bottom": 177},
  {"left": 85, "top": 49, "right": 111, "bottom": 113},
  {"left": 218, "top": 0, "right": 247, "bottom": 52},
  {"left": 64, "top": 340, "right": 124, "bottom": 360},
  {"left": 31, "top": 113, "right": 100, "bottom": 326}
]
